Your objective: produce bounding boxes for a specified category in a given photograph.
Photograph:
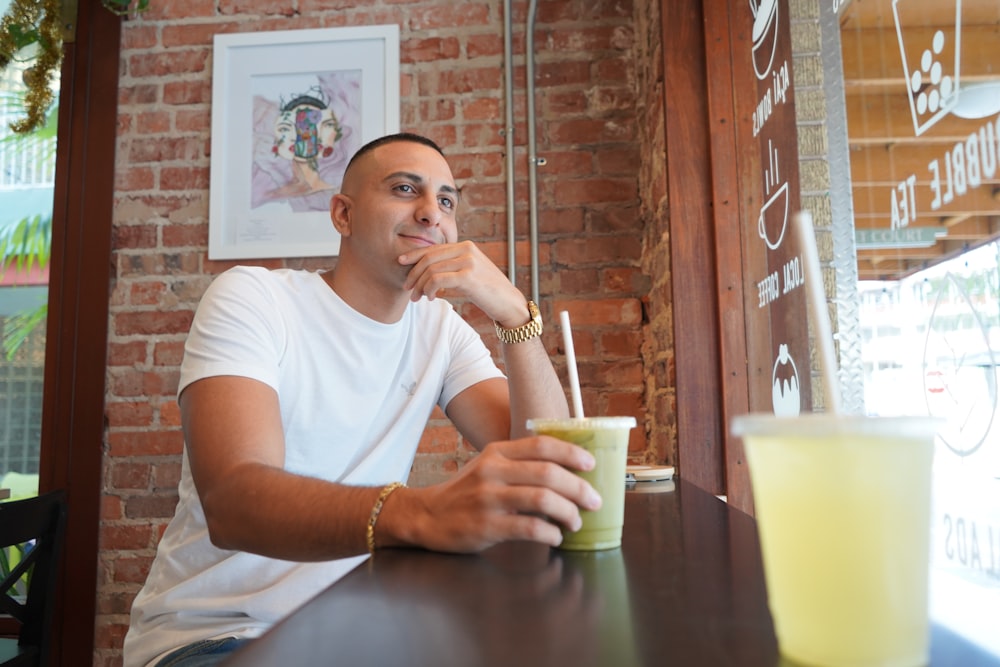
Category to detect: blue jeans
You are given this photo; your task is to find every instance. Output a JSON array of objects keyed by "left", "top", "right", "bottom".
[{"left": 154, "top": 637, "right": 249, "bottom": 667}]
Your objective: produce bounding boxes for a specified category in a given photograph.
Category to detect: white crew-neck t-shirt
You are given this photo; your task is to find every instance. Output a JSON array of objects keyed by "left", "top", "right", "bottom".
[{"left": 123, "top": 267, "right": 505, "bottom": 667}]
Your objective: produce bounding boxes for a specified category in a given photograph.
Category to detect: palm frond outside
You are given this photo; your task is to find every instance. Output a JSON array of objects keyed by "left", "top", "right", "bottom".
[
  {"left": 0, "top": 213, "right": 51, "bottom": 274},
  {"left": 0, "top": 215, "right": 51, "bottom": 359}
]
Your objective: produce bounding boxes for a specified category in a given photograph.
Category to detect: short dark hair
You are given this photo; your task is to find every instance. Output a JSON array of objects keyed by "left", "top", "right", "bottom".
[{"left": 343, "top": 132, "right": 445, "bottom": 176}]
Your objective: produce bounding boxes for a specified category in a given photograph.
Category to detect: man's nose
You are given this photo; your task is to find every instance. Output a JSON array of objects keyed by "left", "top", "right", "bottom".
[{"left": 415, "top": 195, "right": 442, "bottom": 226}]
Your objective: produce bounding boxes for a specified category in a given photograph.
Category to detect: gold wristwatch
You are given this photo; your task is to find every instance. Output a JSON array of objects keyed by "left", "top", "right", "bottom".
[{"left": 494, "top": 300, "right": 543, "bottom": 344}]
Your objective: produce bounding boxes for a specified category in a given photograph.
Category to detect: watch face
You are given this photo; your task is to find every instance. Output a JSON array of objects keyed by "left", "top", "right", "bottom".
[{"left": 528, "top": 300, "right": 541, "bottom": 322}]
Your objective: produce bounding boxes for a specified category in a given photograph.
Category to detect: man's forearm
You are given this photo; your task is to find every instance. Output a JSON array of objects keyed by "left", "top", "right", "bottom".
[
  {"left": 200, "top": 463, "right": 389, "bottom": 560},
  {"left": 500, "top": 337, "right": 571, "bottom": 438}
]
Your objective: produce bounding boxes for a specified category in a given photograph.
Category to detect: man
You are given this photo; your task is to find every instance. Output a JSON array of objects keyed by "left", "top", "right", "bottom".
[{"left": 123, "top": 133, "right": 601, "bottom": 667}]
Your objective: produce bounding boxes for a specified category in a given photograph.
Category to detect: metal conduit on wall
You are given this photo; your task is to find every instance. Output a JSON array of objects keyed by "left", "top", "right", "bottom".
[{"left": 502, "top": 0, "right": 542, "bottom": 304}]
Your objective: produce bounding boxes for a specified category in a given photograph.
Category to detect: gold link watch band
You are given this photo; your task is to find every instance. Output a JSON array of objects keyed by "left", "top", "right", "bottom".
[{"left": 494, "top": 300, "right": 543, "bottom": 344}]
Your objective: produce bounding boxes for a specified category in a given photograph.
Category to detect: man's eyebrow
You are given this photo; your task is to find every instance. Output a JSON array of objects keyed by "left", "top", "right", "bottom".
[{"left": 383, "top": 171, "right": 460, "bottom": 199}]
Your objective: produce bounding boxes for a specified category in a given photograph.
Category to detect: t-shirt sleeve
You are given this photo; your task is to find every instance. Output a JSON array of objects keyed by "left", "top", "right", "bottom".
[
  {"left": 178, "top": 267, "right": 285, "bottom": 398},
  {"left": 438, "top": 306, "right": 506, "bottom": 409}
]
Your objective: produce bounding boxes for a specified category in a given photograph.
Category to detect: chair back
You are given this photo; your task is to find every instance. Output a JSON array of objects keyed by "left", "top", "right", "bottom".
[{"left": 0, "top": 490, "right": 68, "bottom": 666}]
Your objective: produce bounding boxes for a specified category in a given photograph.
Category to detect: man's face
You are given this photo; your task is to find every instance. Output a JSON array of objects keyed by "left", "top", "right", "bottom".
[{"left": 333, "top": 141, "right": 460, "bottom": 286}]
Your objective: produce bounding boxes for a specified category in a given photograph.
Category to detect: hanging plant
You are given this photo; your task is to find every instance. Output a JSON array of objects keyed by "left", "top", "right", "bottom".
[
  {"left": 0, "top": 0, "right": 61, "bottom": 133},
  {"left": 0, "top": 0, "right": 149, "bottom": 134},
  {"left": 101, "top": 0, "right": 151, "bottom": 17}
]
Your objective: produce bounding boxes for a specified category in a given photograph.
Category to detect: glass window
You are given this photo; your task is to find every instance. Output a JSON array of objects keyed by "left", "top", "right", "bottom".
[{"left": 840, "top": 0, "right": 999, "bottom": 654}]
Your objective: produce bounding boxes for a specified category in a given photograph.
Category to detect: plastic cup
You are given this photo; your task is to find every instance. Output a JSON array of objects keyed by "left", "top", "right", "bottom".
[
  {"left": 731, "top": 414, "right": 938, "bottom": 667},
  {"left": 527, "top": 417, "right": 636, "bottom": 551}
]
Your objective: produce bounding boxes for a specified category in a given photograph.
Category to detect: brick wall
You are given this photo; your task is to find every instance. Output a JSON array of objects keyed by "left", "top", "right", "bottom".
[{"left": 96, "top": 0, "right": 668, "bottom": 664}]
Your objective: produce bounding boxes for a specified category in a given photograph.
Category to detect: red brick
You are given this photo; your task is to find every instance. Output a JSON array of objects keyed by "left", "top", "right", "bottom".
[
  {"left": 153, "top": 341, "right": 186, "bottom": 367},
  {"left": 107, "top": 341, "right": 148, "bottom": 367},
  {"left": 121, "top": 24, "right": 158, "bottom": 50},
  {"left": 162, "top": 21, "right": 241, "bottom": 47},
  {"left": 118, "top": 84, "right": 158, "bottom": 106},
  {"left": 126, "top": 494, "right": 180, "bottom": 519},
  {"left": 100, "top": 524, "right": 154, "bottom": 551},
  {"left": 129, "top": 137, "right": 205, "bottom": 164},
  {"left": 135, "top": 110, "right": 171, "bottom": 134},
  {"left": 460, "top": 123, "right": 505, "bottom": 149},
  {"left": 130, "top": 281, "right": 167, "bottom": 306},
  {"left": 113, "top": 556, "right": 156, "bottom": 583},
  {"left": 175, "top": 109, "right": 210, "bottom": 132},
  {"left": 94, "top": 620, "right": 129, "bottom": 649},
  {"left": 552, "top": 298, "right": 642, "bottom": 326},
  {"left": 535, "top": 60, "right": 592, "bottom": 88},
  {"left": 467, "top": 33, "right": 502, "bottom": 59},
  {"left": 419, "top": 98, "right": 456, "bottom": 122},
  {"left": 600, "top": 330, "right": 643, "bottom": 356},
  {"left": 403, "top": 37, "right": 461, "bottom": 63},
  {"left": 163, "top": 80, "right": 211, "bottom": 106},
  {"left": 601, "top": 267, "right": 646, "bottom": 293},
  {"left": 461, "top": 97, "right": 501, "bottom": 121},
  {"left": 116, "top": 166, "right": 155, "bottom": 192},
  {"left": 218, "top": 0, "right": 297, "bottom": 16},
  {"left": 407, "top": 3, "right": 490, "bottom": 30},
  {"left": 549, "top": 118, "right": 636, "bottom": 145},
  {"left": 110, "top": 461, "right": 152, "bottom": 489},
  {"left": 153, "top": 461, "right": 183, "bottom": 489},
  {"left": 129, "top": 49, "right": 210, "bottom": 79},
  {"left": 107, "top": 430, "right": 184, "bottom": 457},
  {"left": 101, "top": 495, "right": 123, "bottom": 521},
  {"left": 144, "top": 0, "right": 215, "bottom": 19},
  {"left": 158, "top": 400, "right": 182, "bottom": 427},
  {"left": 551, "top": 236, "right": 642, "bottom": 266},
  {"left": 160, "top": 166, "right": 210, "bottom": 191},
  {"left": 162, "top": 223, "right": 208, "bottom": 248},
  {"left": 107, "top": 403, "right": 155, "bottom": 429},
  {"left": 115, "top": 310, "right": 195, "bottom": 336}
]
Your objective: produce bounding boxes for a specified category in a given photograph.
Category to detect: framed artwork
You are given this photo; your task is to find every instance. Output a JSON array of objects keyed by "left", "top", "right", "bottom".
[{"left": 208, "top": 25, "right": 400, "bottom": 260}]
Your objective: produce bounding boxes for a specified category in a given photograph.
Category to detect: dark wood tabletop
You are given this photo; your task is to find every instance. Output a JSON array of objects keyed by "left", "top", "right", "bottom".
[{"left": 222, "top": 479, "right": 999, "bottom": 667}]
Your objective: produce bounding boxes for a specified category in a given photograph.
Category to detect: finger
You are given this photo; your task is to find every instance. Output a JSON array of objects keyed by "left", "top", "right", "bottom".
[
  {"left": 497, "top": 484, "right": 587, "bottom": 533},
  {"left": 488, "top": 436, "right": 597, "bottom": 472},
  {"left": 398, "top": 242, "right": 465, "bottom": 268},
  {"left": 486, "top": 510, "right": 566, "bottom": 547}
]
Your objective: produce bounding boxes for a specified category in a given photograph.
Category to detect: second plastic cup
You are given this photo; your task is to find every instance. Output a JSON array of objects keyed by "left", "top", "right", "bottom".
[
  {"left": 527, "top": 417, "right": 636, "bottom": 550},
  {"left": 731, "top": 413, "right": 938, "bottom": 667}
]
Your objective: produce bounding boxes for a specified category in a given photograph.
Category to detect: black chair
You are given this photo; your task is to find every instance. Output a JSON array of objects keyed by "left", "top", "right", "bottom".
[{"left": 0, "top": 491, "right": 67, "bottom": 667}]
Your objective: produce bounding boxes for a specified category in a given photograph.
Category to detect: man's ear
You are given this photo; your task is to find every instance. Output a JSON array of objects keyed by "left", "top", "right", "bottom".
[{"left": 330, "top": 193, "right": 352, "bottom": 237}]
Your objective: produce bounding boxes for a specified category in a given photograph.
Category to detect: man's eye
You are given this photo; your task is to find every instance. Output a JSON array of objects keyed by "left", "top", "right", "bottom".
[
  {"left": 439, "top": 197, "right": 455, "bottom": 209},
  {"left": 396, "top": 184, "right": 415, "bottom": 193}
]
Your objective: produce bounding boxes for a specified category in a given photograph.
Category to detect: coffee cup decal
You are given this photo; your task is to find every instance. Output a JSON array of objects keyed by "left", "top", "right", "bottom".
[
  {"left": 751, "top": 0, "right": 779, "bottom": 80},
  {"left": 757, "top": 182, "right": 789, "bottom": 250}
]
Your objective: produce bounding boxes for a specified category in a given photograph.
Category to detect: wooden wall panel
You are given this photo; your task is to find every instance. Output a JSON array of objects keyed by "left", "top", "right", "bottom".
[
  {"left": 661, "top": 0, "right": 726, "bottom": 494},
  {"left": 40, "top": 0, "right": 120, "bottom": 663}
]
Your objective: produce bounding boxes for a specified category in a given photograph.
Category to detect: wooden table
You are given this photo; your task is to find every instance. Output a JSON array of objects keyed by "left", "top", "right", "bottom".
[{"left": 222, "top": 479, "right": 999, "bottom": 666}]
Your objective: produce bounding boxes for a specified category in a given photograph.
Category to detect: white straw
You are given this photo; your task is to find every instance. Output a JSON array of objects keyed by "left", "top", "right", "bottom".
[
  {"left": 794, "top": 210, "right": 842, "bottom": 414},
  {"left": 559, "top": 310, "right": 585, "bottom": 419}
]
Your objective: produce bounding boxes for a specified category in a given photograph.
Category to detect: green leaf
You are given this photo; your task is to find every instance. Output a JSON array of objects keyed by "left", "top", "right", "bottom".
[
  {"left": 3, "top": 302, "right": 47, "bottom": 360},
  {"left": 0, "top": 214, "right": 52, "bottom": 275}
]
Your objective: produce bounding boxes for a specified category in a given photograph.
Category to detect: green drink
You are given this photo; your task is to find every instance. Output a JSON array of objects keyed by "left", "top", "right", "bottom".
[{"left": 527, "top": 417, "right": 636, "bottom": 550}]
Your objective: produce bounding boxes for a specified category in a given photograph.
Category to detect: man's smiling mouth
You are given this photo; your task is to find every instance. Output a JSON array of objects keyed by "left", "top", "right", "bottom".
[{"left": 399, "top": 234, "right": 436, "bottom": 246}]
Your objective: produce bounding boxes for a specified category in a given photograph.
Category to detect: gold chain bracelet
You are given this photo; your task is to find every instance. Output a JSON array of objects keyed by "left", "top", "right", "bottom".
[{"left": 366, "top": 481, "right": 406, "bottom": 555}]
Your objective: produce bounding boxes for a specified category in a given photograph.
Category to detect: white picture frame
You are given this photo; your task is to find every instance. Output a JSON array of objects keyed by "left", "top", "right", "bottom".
[{"left": 208, "top": 25, "right": 400, "bottom": 260}]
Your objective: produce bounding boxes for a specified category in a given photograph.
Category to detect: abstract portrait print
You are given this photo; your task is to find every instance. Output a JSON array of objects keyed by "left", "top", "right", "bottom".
[{"left": 251, "top": 70, "right": 362, "bottom": 214}]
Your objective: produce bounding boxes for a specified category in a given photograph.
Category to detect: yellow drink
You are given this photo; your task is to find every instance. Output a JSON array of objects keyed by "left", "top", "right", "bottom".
[
  {"left": 732, "top": 415, "right": 937, "bottom": 667},
  {"left": 527, "top": 417, "right": 636, "bottom": 551}
]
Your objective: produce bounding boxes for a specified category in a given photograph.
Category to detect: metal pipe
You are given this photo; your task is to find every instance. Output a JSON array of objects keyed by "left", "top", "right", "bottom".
[
  {"left": 502, "top": 0, "right": 517, "bottom": 285},
  {"left": 526, "top": 0, "right": 540, "bottom": 304}
]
